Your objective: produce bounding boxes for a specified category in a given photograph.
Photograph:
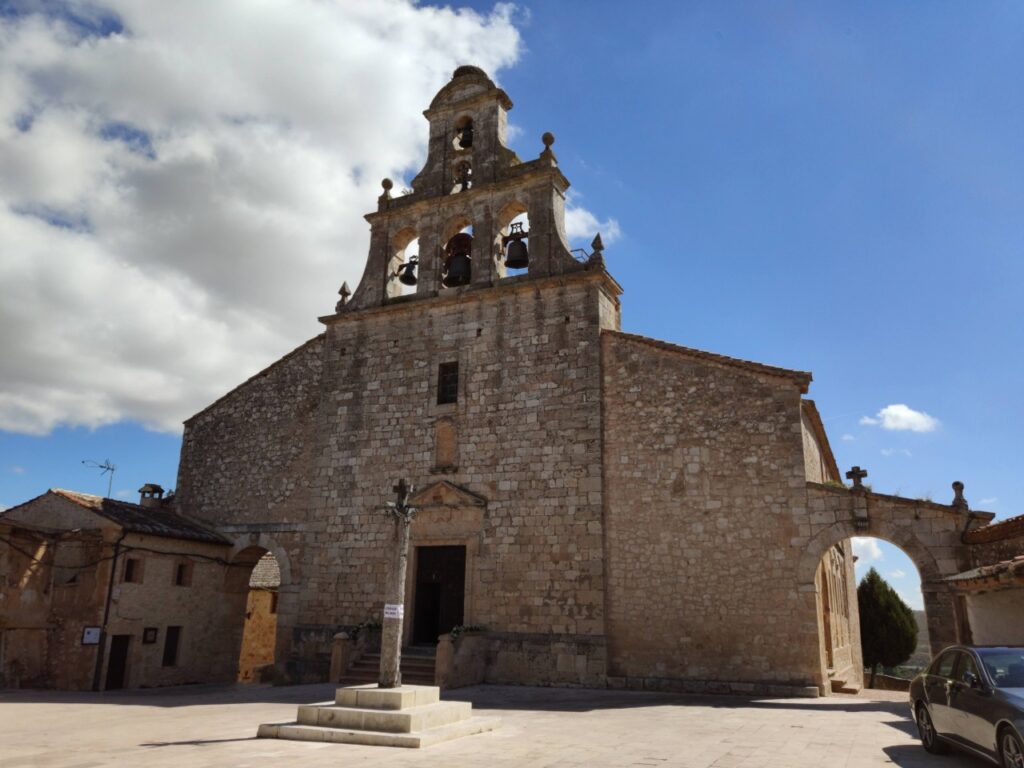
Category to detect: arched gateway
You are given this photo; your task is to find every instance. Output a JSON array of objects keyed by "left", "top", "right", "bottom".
[{"left": 796, "top": 481, "right": 993, "bottom": 693}]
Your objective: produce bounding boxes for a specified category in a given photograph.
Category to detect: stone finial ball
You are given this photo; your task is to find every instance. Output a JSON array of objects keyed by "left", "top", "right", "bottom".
[
  {"left": 381, "top": 178, "right": 394, "bottom": 191},
  {"left": 542, "top": 132, "right": 555, "bottom": 148}
]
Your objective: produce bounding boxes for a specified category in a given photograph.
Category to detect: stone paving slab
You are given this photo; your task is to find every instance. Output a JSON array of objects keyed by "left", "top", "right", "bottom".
[{"left": 0, "top": 683, "right": 990, "bottom": 768}]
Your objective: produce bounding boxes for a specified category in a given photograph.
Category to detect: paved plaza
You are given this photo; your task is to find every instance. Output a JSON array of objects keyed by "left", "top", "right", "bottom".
[{"left": 0, "top": 683, "right": 988, "bottom": 768}]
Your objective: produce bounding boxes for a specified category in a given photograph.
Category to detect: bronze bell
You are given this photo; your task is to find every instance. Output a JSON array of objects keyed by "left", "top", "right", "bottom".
[
  {"left": 458, "top": 124, "right": 473, "bottom": 149},
  {"left": 503, "top": 222, "right": 529, "bottom": 269},
  {"left": 396, "top": 257, "right": 418, "bottom": 286},
  {"left": 443, "top": 233, "right": 473, "bottom": 287}
]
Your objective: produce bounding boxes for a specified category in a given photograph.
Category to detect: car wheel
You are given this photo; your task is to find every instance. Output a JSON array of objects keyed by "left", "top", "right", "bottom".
[
  {"left": 916, "top": 704, "right": 948, "bottom": 755},
  {"left": 1001, "top": 728, "right": 1024, "bottom": 768}
]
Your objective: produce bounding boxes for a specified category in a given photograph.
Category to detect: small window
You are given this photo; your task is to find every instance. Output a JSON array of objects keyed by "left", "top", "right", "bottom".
[
  {"left": 174, "top": 562, "right": 192, "bottom": 587},
  {"left": 437, "top": 361, "right": 459, "bottom": 405},
  {"left": 123, "top": 557, "right": 143, "bottom": 584},
  {"left": 269, "top": 592, "right": 279, "bottom": 615},
  {"left": 162, "top": 626, "right": 181, "bottom": 667}
]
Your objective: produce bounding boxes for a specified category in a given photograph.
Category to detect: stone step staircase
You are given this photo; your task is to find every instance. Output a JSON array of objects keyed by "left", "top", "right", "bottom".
[
  {"left": 258, "top": 684, "right": 498, "bottom": 748},
  {"left": 339, "top": 648, "right": 436, "bottom": 686}
]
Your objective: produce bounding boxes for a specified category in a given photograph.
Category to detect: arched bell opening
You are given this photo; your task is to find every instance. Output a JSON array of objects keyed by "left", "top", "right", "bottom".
[
  {"left": 494, "top": 202, "right": 530, "bottom": 279},
  {"left": 452, "top": 114, "right": 474, "bottom": 151},
  {"left": 386, "top": 228, "right": 419, "bottom": 298},
  {"left": 450, "top": 159, "right": 472, "bottom": 194},
  {"left": 441, "top": 219, "right": 473, "bottom": 289}
]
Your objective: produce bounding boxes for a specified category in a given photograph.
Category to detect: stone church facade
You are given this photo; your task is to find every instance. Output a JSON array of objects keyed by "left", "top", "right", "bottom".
[{"left": 173, "top": 67, "right": 1009, "bottom": 696}]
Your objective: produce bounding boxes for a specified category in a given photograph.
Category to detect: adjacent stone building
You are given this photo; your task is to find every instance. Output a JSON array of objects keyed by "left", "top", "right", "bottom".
[
  {"left": 0, "top": 486, "right": 238, "bottom": 690},
  {"left": 948, "top": 514, "right": 1024, "bottom": 646}
]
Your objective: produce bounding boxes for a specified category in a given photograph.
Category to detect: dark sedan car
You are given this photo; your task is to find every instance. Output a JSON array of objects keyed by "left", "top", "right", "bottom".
[{"left": 910, "top": 645, "right": 1024, "bottom": 767}]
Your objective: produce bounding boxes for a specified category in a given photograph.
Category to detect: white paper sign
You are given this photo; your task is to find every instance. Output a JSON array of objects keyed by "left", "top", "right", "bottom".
[{"left": 383, "top": 603, "right": 404, "bottom": 620}]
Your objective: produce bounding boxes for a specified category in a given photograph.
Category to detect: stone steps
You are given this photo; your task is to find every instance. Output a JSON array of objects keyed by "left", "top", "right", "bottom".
[
  {"left": 339, "top": 652, "right": 436, "bottom": 686},
  {"left": 258, "top": 683, "right": 498, "bottom": 749}
]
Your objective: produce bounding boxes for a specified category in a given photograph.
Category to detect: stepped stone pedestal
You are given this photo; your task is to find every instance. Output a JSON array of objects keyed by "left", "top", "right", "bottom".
[{"left": 258, "top": 684, "right": 498, "bottom": 748}]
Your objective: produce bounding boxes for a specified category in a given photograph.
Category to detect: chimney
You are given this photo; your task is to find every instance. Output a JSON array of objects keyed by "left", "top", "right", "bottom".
[{"left": 138, "top": 483, "right": 164, "bottom": 509}]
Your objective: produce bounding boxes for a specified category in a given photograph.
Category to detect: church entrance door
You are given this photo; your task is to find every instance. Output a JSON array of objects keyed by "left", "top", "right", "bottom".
[{"left": 412, "top": 545, "right": 465, "bottom": 645}]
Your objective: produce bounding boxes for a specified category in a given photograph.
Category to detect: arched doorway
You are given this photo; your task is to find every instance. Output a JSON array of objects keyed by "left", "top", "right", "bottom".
[
  {"left": 800, "top": 517, "right": 959, "bottom": 694},
  {"left": 227, "top": 546, "right": 281, "bottom": 683}
]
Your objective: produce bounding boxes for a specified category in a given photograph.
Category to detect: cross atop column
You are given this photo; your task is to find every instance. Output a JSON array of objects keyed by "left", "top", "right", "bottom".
[
  {"left": 393, "top": 478, "right": 411, "bottom": 507},
  {"left": 846, "top": 466, "right": 868, "bottom": 490}
]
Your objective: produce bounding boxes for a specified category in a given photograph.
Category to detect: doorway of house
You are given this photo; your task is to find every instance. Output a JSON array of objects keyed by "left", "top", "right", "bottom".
[
  {"left": 412, "top": 545, "right": 465, "bottom": 645},
  {"left": 105, "top": 634, "right": 131, "bottom": 690}
]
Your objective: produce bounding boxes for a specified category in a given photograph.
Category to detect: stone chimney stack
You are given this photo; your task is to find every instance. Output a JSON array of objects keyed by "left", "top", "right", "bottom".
[{"left": 138, "top": 483, "right": 164, "bottom": 509}]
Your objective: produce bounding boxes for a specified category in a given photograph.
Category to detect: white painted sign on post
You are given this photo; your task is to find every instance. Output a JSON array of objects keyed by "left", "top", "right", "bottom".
[{"left": 383, "top": 603, "right": 404, "bottom": 620}]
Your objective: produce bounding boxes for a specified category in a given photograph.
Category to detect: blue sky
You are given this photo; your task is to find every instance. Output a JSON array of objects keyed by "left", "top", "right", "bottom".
[{"left": 2, "top": 2, "right": 1022, "bottom": 611}]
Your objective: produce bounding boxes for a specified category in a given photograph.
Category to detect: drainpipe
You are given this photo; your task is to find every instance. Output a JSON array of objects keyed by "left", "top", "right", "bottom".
[{"left": 91, "top": 530, "right": 127, "bottom": 692}]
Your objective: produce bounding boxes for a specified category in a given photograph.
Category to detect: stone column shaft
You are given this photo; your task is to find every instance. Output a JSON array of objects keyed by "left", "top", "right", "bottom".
[{"left": 378, "top": 517, "right": 411, "bottom": 688}]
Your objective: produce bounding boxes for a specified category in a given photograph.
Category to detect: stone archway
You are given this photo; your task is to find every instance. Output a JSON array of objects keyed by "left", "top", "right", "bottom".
[
  {"left": 224, "top": 534, "right": 295, "bottom": 682},
  {"left": 795, "top": 482, "right": 985, "bottom": 693}
]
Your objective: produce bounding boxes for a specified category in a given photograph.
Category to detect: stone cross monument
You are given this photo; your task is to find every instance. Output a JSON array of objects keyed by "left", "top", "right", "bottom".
[{"left": 379, "top": 478, "right": 416, "bottom": 688}]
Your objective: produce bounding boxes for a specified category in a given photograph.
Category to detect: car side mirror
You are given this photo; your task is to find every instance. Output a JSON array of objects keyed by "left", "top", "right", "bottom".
[{"left": 963, "top": 671, "right": 987, "bottom": 692}]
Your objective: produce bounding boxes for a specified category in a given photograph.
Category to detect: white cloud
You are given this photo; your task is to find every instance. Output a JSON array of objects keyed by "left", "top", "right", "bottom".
[
  {"left": 564, "top": 192, "right": 621, "bottom": 246},
  {"left": 852, "top": 537, "right": 883, "bottom": 561},
  {"left": 0, "top": 2, "right": 544, "bottom": 435},
  {"left": 880, "top": 448, "right": 912, "bottom": 457},
  {"left": 9, "top": 466, "right": 26, "bottom": 475},
  {"left": 116, "top": 489, "right": 133, "bottom": 499},
  {"left": 841, "top": 433, "right": 855, "bottom": 442},
  {"left": 860, "top": 404, "right": 939, "bottom": 433},
  {"left": 979, "top": 497, "right": 998, "bottom": 506},
  {"left": 890, "top": 569, "right": 907, "bottom": 579}
]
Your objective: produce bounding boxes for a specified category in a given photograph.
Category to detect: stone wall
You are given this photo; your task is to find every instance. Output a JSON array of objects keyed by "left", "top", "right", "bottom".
[
  {"left": 177, "top": 335, "right": 324, "bottom": 527},
  {"left": 601, "top": 332, "right": 816, "bottom": 694},
  {"left": 964, "top": 514, "right": 1024, "bottom": 567}
]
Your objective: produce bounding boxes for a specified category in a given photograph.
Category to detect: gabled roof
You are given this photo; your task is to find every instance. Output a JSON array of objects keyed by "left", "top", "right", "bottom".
[
  {"left": 1, "top": 489, "right": 230, "bottom": 545},
  {"left": 184, "top": 333, "right": 324, "bottom": 425},
  {"left": 604, "top": 331, "right": 812, "bottom": 393}
]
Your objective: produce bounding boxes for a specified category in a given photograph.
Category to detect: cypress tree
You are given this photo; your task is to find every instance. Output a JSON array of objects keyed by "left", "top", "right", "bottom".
[{"left": 858, "top": 567, "right": 918, "bottom": 687}]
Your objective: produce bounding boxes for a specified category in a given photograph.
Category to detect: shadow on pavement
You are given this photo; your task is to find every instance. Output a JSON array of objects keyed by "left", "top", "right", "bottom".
[
  {"left": 446, "top": 684, "right": 916, "bottom": 716},
  {"left": 0, "top": 682, "right": 337, "bottom": 708},
  {"left": 883, "top": 744, "right": 991, "bottom": 767}
]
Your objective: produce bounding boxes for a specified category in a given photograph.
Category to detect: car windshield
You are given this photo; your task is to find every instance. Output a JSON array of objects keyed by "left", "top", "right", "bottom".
[{"left": 978, "top": 648, "right": 1024, "bottom": 688}]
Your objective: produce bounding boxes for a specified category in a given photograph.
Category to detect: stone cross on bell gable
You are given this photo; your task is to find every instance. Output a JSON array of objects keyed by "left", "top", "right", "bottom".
[{"left": 846, "top": 466, "right": 868, "bottom": 490}]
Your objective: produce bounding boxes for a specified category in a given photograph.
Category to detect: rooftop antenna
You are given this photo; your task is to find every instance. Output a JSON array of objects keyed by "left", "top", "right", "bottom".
[{"left": 82, "top": 459, "right": 116, "bottom": 498}]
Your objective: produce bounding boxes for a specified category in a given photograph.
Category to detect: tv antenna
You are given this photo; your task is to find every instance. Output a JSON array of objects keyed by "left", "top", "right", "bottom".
[{"left": 82, "top": 459, "right": 116, "bottom": 498}]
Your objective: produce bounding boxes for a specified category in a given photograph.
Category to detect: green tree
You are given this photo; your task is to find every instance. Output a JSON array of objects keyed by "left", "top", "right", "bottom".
[{"left": 858, "top": 567, "right": 918, "bottom": 688}]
